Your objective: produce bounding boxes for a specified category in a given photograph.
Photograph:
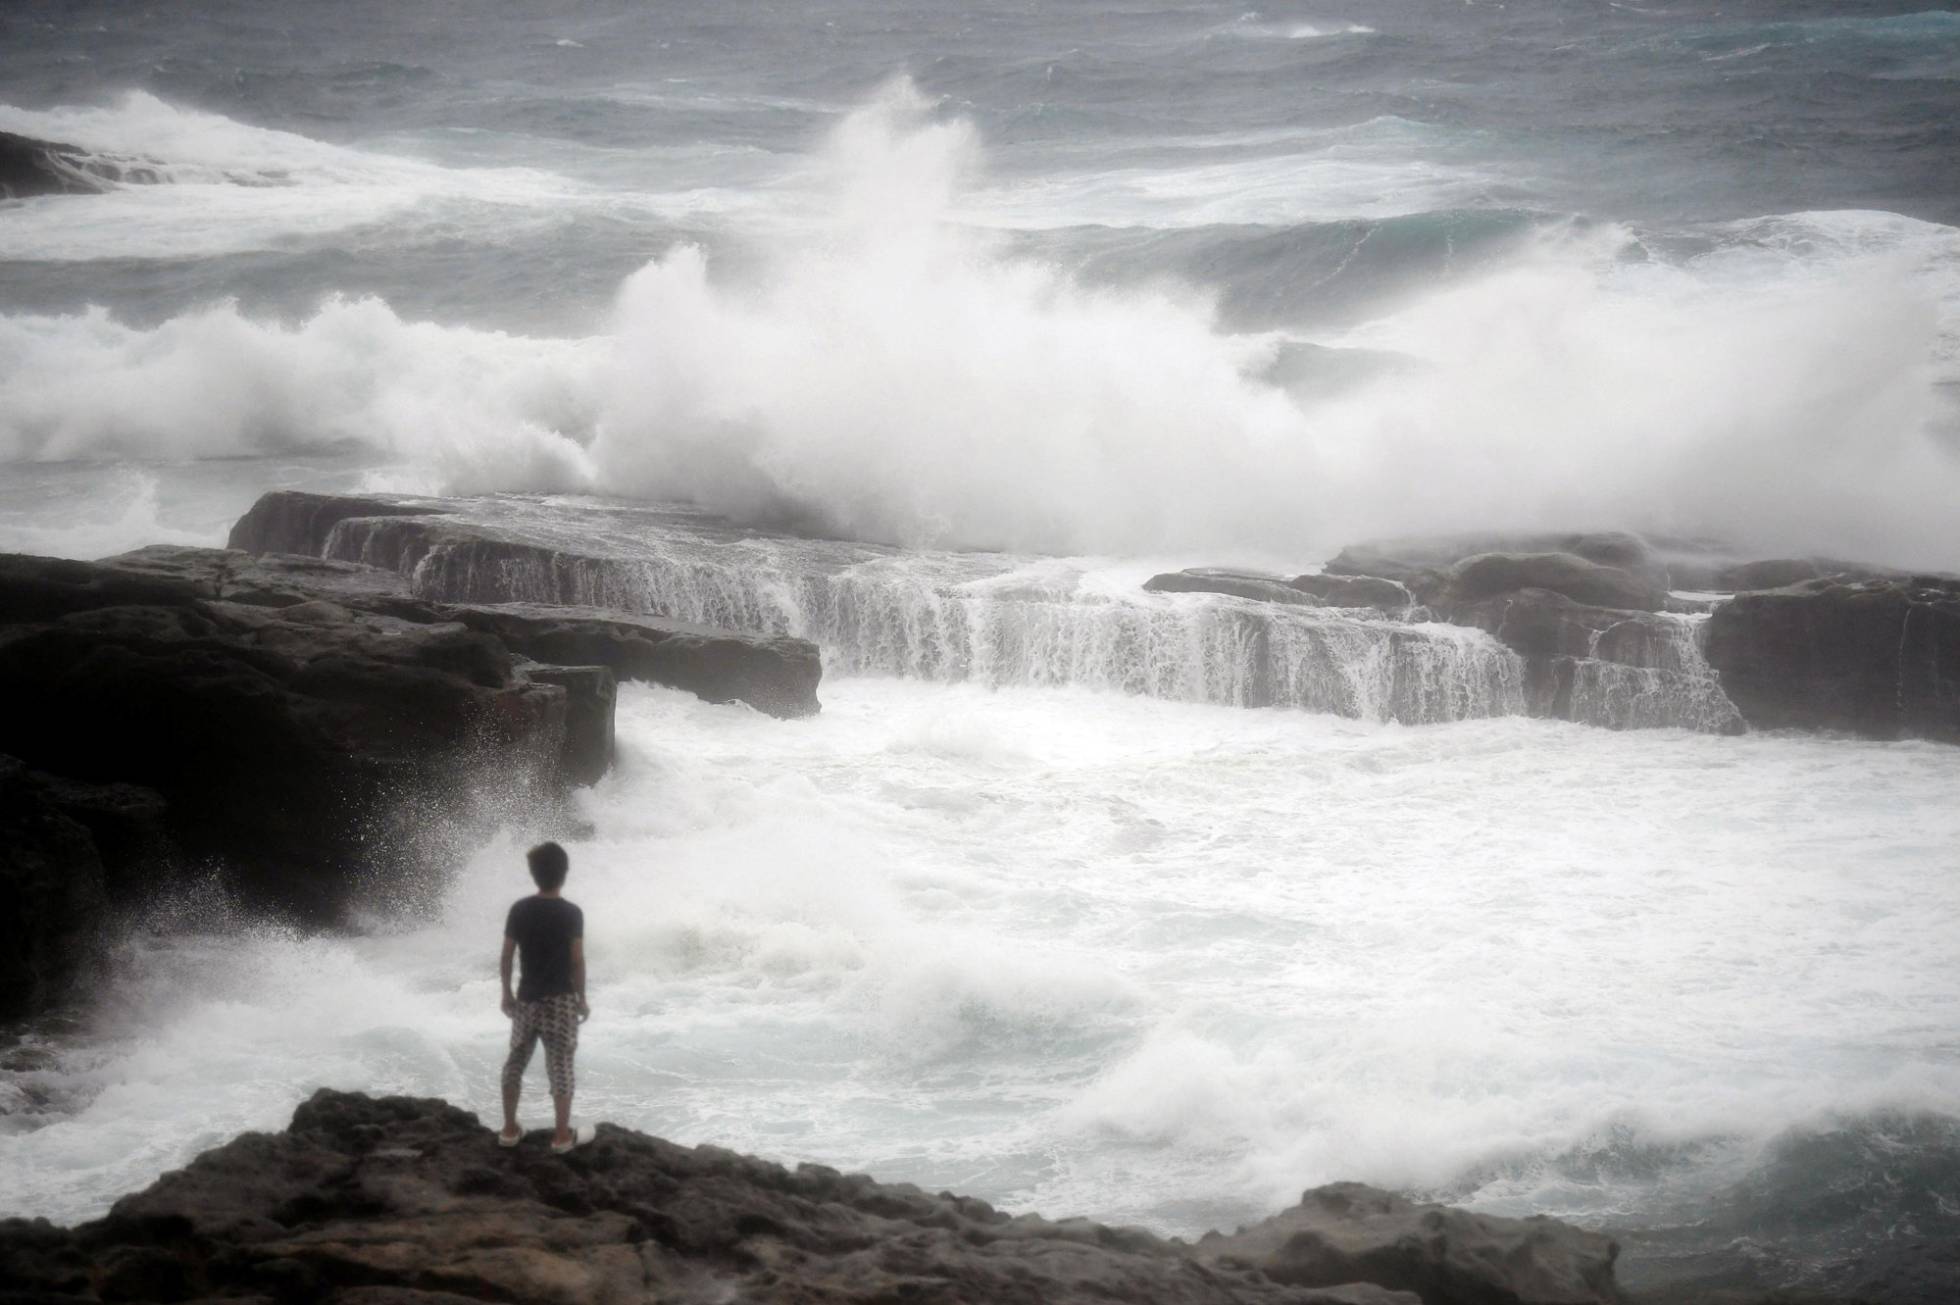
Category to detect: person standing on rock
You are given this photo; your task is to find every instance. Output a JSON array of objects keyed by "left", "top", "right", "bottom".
[{"left": 499, "top": 841, "right": 593, "bottom": 1153}]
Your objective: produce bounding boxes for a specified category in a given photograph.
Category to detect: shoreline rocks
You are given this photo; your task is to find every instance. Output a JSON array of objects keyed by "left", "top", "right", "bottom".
[
  {"left": 0, "top": 131, "right": 108, "bottom": 199},
  {"left": 1704, "top": 575, "right": 1960, "bottom": 744},
  {"left": 224, "top": 493, "right": 825, "bottom": 718},
  {"left": 0, "top": 552, "right": 583, "bottom": 927},
  {"left": 1144, "top": 569, "right": 1415, "bottom": 614},
  {"left": 1200, "top": 1183, "right": 1622, "bottom": 1305},
  {"left": 1145, "top": 568, "right": 1327, "bottom": 607},
  {"left": 1152, "top": 530, "right": 1958, "bottom": 743},
  {"left": 107, "top": 543, "right": 824, "bottom": 721},
  {"left": 0, "top": 538, "right": 823, "bottom": 1018},
  {"left": 0, "top": 1089, "right": 1619, "bottom": 1305}
]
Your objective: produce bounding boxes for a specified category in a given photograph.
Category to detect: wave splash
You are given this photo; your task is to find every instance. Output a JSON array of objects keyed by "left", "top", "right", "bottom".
[{"left": 5, "top": 80, "right": 1959, "bottom": 566}]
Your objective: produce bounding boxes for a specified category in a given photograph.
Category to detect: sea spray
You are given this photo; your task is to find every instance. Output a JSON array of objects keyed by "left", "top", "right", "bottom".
[
  {"left": 7, "top": 680, "right": 1958, "bottom": 1246},
  {"left": 4, "top": 82, "right": 1957, "bottom": 565}
]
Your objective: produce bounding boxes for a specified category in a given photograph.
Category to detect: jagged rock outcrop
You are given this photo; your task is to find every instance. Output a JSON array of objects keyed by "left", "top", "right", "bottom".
[
  {"left": 0, "top": 760, "right": 110, "bottom": 1020},
  {"left": 0, "top": 130, "right": 207, "bottom": 199},
  {"left": 0, "top": 561, "right": 576, "bottom": 924},
  {"left": 522, "top": 664, "right": 617, "bottom": 786},
  {"left": 1199, "top": 1182, "right": 1621, "bottom": 1305},
  {"left": 0, "top": 753, "right": 176, "bottom": 1015},
  {"left": 0, "top": 1089, "right": 1633, "bottom": 1305},
  {"left": 1447, "top": 590, "right": 1744, "bottom": 733},
  {"left": 0, "top": 131, "right": 106, "bottom": 199},
  {"left": 1704, "top": 576, "right": 1960, "bottom": 743},
  {"left": 445, "top": 603, "right": 821, "bottom": 722}
]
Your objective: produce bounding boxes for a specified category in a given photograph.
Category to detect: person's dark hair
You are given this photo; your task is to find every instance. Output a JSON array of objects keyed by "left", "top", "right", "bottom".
[{"left": 527, "top": 841, "right": 569, "bottom": 891}]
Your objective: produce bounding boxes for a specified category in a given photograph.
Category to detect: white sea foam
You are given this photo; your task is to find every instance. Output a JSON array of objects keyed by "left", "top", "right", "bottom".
[
  {"left": 1225, "top": 14, "right": 1378, "bottom": 41},
  {"left": 0, "top": 300, "right": 602, "bottom": 485},
  {"left": 4, "top": 80, "right": 1958, "bottom": 566},
  {"left": 0, "top": 91, "right": 688, "bottom": 261},
  {"left": 5, "top": 680, "right": 1957, "bottom": 1231},
  {"left": 970, "top": 149, "right": 1492, "bottom": 228},
  {"left": 591, "top": 83, "right": 1960, "bottom": 566},
  {"left": 0, "top": 466, "right": 213, "bottom": 559}
]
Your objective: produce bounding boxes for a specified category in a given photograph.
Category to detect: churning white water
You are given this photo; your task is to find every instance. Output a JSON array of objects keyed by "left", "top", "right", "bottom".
[{"left": 7, "top": 679, "right": 1958, "bottom": 1235}]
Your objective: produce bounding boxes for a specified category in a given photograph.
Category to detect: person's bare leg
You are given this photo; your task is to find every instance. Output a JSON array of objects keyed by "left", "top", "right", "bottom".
[
  {"left": 552, "top": 1092, "right": 572, "bottom": 1147},
  {"left": 501, "top": 1077, "right": 523, "bottom": 1143}
]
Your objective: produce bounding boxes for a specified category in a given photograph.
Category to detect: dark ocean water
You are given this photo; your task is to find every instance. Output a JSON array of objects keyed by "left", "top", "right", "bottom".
[
  {"left": 5, "top": 0, "right": 1959, "bottom": 324},
  {"left": 4, "top": 5, "right": 1960, "bottom": 1300}
]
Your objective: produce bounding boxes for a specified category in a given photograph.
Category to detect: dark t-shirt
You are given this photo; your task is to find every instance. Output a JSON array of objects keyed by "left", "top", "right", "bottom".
[{"left": 505, "top": 895, "right": 584, "bottom": 1002}]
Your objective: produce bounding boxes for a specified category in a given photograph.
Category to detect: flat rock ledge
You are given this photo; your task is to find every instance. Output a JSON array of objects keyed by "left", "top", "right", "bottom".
[
  {"left": 1149, "top": 529, "right": 1960, "bottom": 743},
  {"left": 102, "top": 545, "right": 824, "bottom": 723},
  {"left": 0, "top": 1089, "right": 1620, "bottom": 1305}
]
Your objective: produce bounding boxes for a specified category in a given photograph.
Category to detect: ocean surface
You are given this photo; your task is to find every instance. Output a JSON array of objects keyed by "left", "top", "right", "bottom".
[{"left": 4, "top": 2, "right": 1960, "bottom": 1299}]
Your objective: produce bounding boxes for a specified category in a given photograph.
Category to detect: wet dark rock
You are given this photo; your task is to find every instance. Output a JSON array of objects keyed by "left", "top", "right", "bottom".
[
  {"left": 223, "top": 495, "right": 829, "bottom": 719},
  {"left": 102, "top": 545, "right": 823, "bottom": 720},
  {"left": 1442, "top": 553, "right": 1667, "bottom": 614},
  {"left": 0, "top": 1089, "right": 1630, "bottom": 1304},
  {"left": 1325, "top": 532, "right": 1668, "bottom": 607},
  {"left": 0, "top": 557, "right": 576, "bottom": 925},
  {"left": 1139, "top": 542, "right": 1742, "bottom": 731},
  {"left": 521, "top": 664, "right": 616, "bottom": 786},
  {"left": 1446, "top": 590, "right": 1743, "bottom": 733},
  {"left": 447, "top": 602, "right": 822, "bottom": 721},
  {"left": 1288, "top": 574, "right": 1415, "bottom": 611},
  {"left": 100, "top": 543, "right": 437, "bottom": 617},
  {"left": 1661, "top": 552, "right": 1927, "bottom": 595},
  {"left": 0, "top": 131, "right": 109, "bottom": 199},
  {"left": 1144, "top": 570, "right": 1416, "bottom": 614},
  {"left": 226, "top": 490, "right": 442, "bottom": 559},
  {"left": 1645, "top": 537, "right": 1958, "bottom": 595},
  {"left": 0, "top": 129, "right": 201, "bottom": 199},
  {"left": 0, "top": 551, "right": 207, "bottom": 619},
  {"left": 0, "top": 542, "right": 824, "bottom": 1014},
  {"left": 0, "top": 759, "right": 110, "bottom": 1021},
  {"left": 1704, "top": 577, "right": 1960, "bottom": 743},
  {"left": 1146, "top": 568, "right": 1324, "bottom": 606},
  {"left": 0, "top": 757, "right": 175, "bottom": 1019},
  {"left": 1708, "top": 559, "right": 1829, "bottom": 593},
  {"left": 1199, "top": 1182, "right": 1621, "bottom": 1305}
]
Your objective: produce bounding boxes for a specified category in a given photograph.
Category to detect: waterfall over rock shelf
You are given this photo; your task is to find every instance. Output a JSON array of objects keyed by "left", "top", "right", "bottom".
[
  {"left": 296, "top": 499, "right": 1527, "bottom": 724},
  {"left": 233, "top": 491, "right": 1744, "bottom": 730}
]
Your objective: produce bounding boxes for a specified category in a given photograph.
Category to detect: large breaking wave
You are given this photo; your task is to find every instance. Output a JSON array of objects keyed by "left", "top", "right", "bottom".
[{"left": 4, "top": 80, "right": 1958, "bottom": 565}]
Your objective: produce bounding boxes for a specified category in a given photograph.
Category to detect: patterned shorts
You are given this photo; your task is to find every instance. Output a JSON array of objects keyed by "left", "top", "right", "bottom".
[{"left": 503, "top": 993, "right": 580, "bottom": 1097}]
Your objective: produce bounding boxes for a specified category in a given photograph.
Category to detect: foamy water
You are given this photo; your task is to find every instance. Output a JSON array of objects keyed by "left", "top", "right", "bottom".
[{"left": 8, "top": 680, "right": 1957, "bottom": 1236}]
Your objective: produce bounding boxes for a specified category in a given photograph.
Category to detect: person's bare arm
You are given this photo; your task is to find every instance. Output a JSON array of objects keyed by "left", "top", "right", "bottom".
[
  {"left": 572, "top": 938, "right": 588, "bottom": 1021},
  {"left": 500, "top": 936, "right": 517, "bottom": 1016}
]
